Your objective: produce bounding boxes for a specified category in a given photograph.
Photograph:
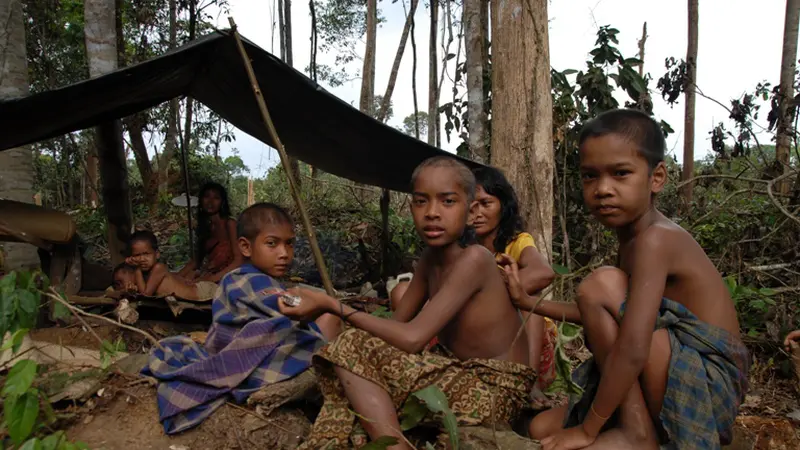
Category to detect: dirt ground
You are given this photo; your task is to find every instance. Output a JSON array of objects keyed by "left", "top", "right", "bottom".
[{"left": 13, "top": 323, "right": 800, "bottom": 449}]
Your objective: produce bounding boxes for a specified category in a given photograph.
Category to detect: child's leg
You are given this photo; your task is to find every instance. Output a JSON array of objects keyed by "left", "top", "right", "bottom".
[
  {"left": 315, "top": 313, "right": 343, "bottom": 341},
  {"left": 575, "top": 266, "right": 670, "bottom": 448},
  {"left": 333, "top": 366, "right": 411, "bottom": 450},
  {"left": 389, "top": 281, "right": 410, "bottom": 311}
]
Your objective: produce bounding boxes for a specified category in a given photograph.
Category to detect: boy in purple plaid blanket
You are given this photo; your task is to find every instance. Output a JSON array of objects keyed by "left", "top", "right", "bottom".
[
  {"left": 514, "top": 110, "right": 749, "bottom": 450},
  {"left": 142, "top": 203, "right": 340, "bottom": 434}
]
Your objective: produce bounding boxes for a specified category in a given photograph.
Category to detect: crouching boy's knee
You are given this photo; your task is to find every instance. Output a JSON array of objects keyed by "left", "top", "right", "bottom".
[{"left": 577, "top": 266, "right": 628, "bottom": 309}]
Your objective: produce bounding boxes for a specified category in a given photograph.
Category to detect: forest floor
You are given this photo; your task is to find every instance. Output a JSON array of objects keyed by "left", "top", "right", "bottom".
[{"left": 9, "top": 316, "right": 798, "bottom": 450}]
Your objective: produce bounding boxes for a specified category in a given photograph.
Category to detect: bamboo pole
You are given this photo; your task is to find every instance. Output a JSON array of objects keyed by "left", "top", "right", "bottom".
[{"left": 228, "top": 18, "right": 335, "bottom": 296}]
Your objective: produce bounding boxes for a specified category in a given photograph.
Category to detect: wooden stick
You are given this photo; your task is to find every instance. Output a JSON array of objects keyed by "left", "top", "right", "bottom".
[{"left": 228, "top": 18, "right": 335, "bottom": 296}]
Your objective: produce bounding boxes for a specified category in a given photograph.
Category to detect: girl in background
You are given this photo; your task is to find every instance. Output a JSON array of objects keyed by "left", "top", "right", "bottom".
[{"left": 178, "top": 182, "right": 243, "bottom": 283}]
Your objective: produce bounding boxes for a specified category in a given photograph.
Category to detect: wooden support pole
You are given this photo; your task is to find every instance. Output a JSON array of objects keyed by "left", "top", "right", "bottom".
[
  {"left": 228, "top": 18, "right": 335, "bottom": 296},
  {"left": 178, "top": 120, "right": 195, "bottom": 254}
]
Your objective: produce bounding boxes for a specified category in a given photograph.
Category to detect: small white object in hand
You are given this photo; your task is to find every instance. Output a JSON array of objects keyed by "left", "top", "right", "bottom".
[{"left": 280, "top": 294, "right": 302, "bottom": 307}]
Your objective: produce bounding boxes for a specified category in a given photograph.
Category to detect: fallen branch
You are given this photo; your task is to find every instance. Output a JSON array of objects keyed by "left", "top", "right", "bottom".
[
  {"left": 44, "top": 288, "right": 165, "bottom": 352},
  {"left": 746, "top": 263, "right": 793, "bottom": 272}
]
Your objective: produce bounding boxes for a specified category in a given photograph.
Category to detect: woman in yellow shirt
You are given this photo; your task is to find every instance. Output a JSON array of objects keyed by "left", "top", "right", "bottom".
[{"left": 471, "top": 167, "right": 557, "bottom": 389}]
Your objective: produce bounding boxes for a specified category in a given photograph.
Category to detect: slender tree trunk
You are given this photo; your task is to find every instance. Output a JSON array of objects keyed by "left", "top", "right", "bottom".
[
  {"left": 778, "top": 0, "right": 799, "bottom": 194},
  {"left": 0, "top": 0, "right": 38, "bottom": 269},
  {"left": 410, "top": 0, "right": 420, "bottom": 139},
  {"left": 182, "top": 1, "right": 197, "bottom": 161},
  {"left": 309, "top": 0, "right": 320, "bottom": 181},
  {"left": 490, "top": 0, "right": 554, "bottom": 260},
  {"left": 157, "top": 0, "right": 179, "bottom": 205},
  {"left": 464, "top": 0, "right": 488, "bottom": 162},
  {"left": 85, "top": 0, "right": 132, "bottom": 266},
  {"left": 427, "top": 0, "right": 439, "bottom": 146},
  {"left": 360, "top": 0, "right": 377, "bottom": 117},
  {"left": 282, "top": 0, "right": 301, "bottom": 185},
  {"left": 637, "top": 22, "right": 647, "bottom": 77},
  {"left": 278, "top": 0, "right": 286, "bottom": 60},
  {"left": 377, "top": 0, "right": 419, "bottom": 123},
  {"left": 681, "top": 2, "right": 698, "bottom": 204}
]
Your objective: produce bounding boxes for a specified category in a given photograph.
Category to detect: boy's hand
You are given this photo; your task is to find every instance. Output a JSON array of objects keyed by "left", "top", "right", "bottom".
[
  {"left": 784, "top": 330, "right": 800, "bottom": 351},
  {"left": 278, "top": 287, "right": 337, "bottom": 322},
  {"left": 125, "top": 256, "right": 136, "bottom": 266},
  {"left": 496, "top": 253, "right": 525, "bottom": 306},
  {"left": 541, "top": 426, "right": 596, "bottom": 450}
]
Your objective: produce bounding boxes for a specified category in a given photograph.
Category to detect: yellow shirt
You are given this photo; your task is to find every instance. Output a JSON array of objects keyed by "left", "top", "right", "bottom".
[{"left": 501, "top": 232, "right": 536, "bottom": 262}]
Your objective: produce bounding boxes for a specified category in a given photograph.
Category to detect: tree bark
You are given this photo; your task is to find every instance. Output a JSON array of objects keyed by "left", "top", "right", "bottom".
[
  {"left": 85, "top": 0, "right": 132, "bottom": 266},
  {"left": 158, "top": 0, "right": 180, "bottom": 202},
  {"left": 777, "top": 0, "right": 799, "bottom": 194},
  {"left": 282, "top": 0, "right": 301, "bottom": 185},
  {"left": 464, "top": 0, "right": 488, "bottom": 162},
  {"left": 490, "top": 0, "right": 554, "bottom": 261},
  {"left": 410, "top": 0, "right": 420, "bottom": 139},
  {"left": 360, "top": 0, "right": 377, "bottom": 117},
  {"left": 0, "top": 0, "right": 39, "bottom": 270},
  {"left": 278, "top": 0, "right": 286, "bottom": 60},
  {"left": 377, "top": 0, "right": 419, "bottom": 124},
  {"left": 681, "top": 2, "right": 698, "bottom": 204},
  {"left": 427, "top": 0, "right": 439, "bottom": 146}
]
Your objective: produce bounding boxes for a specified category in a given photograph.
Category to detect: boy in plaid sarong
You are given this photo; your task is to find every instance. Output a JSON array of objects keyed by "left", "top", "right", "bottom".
[
  {"left": 507, "top": 110, "right": 749, "bottom": 450},
  {"left": 142, "top": 203, "right": 340, "bottom": 434}
]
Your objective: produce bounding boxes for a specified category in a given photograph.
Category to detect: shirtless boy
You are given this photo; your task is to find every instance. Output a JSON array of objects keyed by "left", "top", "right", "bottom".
[
  {"left": 517, "top": 109, "right": 749, "bottom": 450},
  {"left": 280, "top": 156, "right": 535, "bottom": 449},
  {"left": 111, "top": 263, "right": 139, "bottom": 293},
  {"left": 127, "top": 230, "right": 217, "bottom": 301}
]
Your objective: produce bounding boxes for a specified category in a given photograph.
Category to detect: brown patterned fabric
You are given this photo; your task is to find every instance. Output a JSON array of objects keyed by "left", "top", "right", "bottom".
[{"left": 300, "top": 328, "right": 536, "bottom": 449}]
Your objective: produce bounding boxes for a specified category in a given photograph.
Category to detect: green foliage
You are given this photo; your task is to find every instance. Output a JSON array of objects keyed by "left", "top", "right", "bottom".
[
  {"left": 725, "top": 276, "right": 777, "bottom": 338},
  {"left": 397, "top": 386, "right": 460, "bottom": 449},
  {"left": 0, "top": 272, "right": 90, "bottom": 450}
]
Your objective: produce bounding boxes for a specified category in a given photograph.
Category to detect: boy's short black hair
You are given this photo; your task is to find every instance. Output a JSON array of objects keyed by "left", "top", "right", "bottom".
[
  {"left": 128, "top": 230, "right": 158, "bottom": 252},
  {"left": 237, "top": 202, "right": 294, "bottom": 240},
  {"left": 112, "top": 262, "right": 137, "bottom": 277},
  {"left": 578, "top": 109, "right": 666, "bottom": 170},
  {"left": 410, "top": 156, "right": 476, "bottom": 202}
]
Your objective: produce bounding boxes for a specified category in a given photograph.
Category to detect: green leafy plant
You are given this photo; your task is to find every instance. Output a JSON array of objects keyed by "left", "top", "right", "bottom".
[
  {"left": 1, "top": 271, "right": 90, "bottom": 450},
  {"left": 725, "top": 276, "right": 776, "bottom": 338}
]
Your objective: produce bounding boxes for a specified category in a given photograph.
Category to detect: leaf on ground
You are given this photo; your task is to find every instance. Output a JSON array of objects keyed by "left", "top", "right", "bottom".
[
  {"left": 1, "top": 327, "right": 29, "bottom": 353},
  {"left": 552, "top": 264, "right": 570, "bottom": 275},
  {"left": 360, "top": 436, "right": 399, "bottom": 449},
  {"left": 2, "top": 359, "right": 39, "bottom": 396},
  {"left": 6, "top": 391, "right": 40, "bottom": 444},
  {"left": 41, "top": 431, "right": 66, "bottom": 450},
  {"left": 400, "top": 395, "right": 428, "bottom": 430},
  {"left": 412, "top": 386, "right": 459, "bottom": 450},
  {"left": 19, "top": 438, "right": 42, "bottom": 450}
]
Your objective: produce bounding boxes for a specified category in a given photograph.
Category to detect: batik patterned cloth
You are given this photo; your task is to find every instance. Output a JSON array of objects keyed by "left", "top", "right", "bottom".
[
  {"left": 564, "top": 297, "right": 750, "bottom": 450},
  {"left": 299, "top": 328, "right": 536, "bottom": 449},
  {"left": 141, "top": 263, "right": 326, "bottom": 434}
]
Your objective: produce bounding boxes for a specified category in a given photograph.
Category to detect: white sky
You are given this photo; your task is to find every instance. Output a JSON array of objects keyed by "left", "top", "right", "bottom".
[{"left": 211, "top": 0, "right": 790, "bottom": 176}]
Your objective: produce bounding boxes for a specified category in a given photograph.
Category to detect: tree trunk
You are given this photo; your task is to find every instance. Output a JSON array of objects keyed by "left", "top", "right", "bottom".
[
  {"left": 0, "top": 0, "right": 39, "bottom": 270},
  {"left": 360, "top": 0, "right": 377, "bottom": 117},
  {"left": 681, "top": 1, "right": 698, "bottom": 205},
  {"left": 410, "top": 0, "right": 420, "bottom": 139},
  {"left": 157, "top": 0, "right": 179, "bottom": 203},
  {"left": 85, "top": 0, "right": 132, "bottom": 266},
  {"left": 490, "top": 0, "right": 554, "bottom": 261},
  {"left": 464, "top": 0, "right": 488, "bottom": 162},
  {"left": 282, "top": 0, "right": 301, "bottom": 185},
  {"left": 777, "top": 0, "right": 799, "bottom": 194},
  {"left": 637, "top": 22, "right": 647, "bottom": 77},
  {"left": 377, "top": 0, "right": 419, "bottom": 123},
  {"left": 427, "top": 0, "right": 439, "bottom": 146}
]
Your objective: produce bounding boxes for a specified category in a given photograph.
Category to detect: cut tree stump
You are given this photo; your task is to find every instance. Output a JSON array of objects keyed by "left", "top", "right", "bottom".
[{"left": 246, "top": 369, "right": 320, "bottom": 415}]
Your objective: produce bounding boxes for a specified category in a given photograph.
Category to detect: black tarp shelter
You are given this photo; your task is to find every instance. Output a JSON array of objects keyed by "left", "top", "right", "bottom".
[{"left": 0, "top": 30, "right": 481, "bottom": 192}]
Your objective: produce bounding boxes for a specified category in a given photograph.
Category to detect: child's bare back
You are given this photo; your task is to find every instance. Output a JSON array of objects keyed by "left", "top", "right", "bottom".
[
  {"left": 423, "top": 244, "right": 529, "bottom": 364},
  {"left": 619, "top": 212, "right": 740, "bottom": 339}
]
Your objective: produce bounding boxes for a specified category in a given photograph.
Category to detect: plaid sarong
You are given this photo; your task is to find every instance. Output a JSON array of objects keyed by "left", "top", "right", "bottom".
[
  {"left": 564, "top": 298, "right": 750, "bottom": 450},
  {"left": 141, "top": 263, "right": 326, "bottom": 434},
  {"left": 300, "top": 328, "right": 536, "bottom": 449}
]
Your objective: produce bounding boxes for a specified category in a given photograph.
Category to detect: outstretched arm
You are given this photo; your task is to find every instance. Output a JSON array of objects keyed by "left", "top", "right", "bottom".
[
  {"left": 516, "top": 246, "right": 555, "bottom": 295},
  {"left": 280, "top": 246, "right": 491, "bottom": 354},
  {"left": 141, "top": 263, "right": 170, "bottom": 296}
]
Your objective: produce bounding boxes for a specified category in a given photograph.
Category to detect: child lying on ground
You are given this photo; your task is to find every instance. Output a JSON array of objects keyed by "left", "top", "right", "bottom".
[
  {"left": 141, "top": 203, "right": 341, "bottom": 434},
  {"left": 126, "top": 230, "right": 217, "bottom": 301},
  {"left": 524, "top": 109, "right": 749, "bottom": 450},
  {"left": 111, "top": 262, "right": 138, "bottom": 293},
  {"left": 280, "top": 156, "right": 535, "bottom": 450}
]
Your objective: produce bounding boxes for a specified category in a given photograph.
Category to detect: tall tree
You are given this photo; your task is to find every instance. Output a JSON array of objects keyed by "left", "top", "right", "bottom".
[
  {"left": 281, "top": 0, "right": 301, "bottom": 184},
  {"left": 84, "top": 0, "right": 132, "bottom": 265},
  {"left": 681, "top": 1, "right": 698, "bottom": 204},
  {"left": 0, "top": 0, "right": 39, "bottom": 270},
  {"left": 376, "top": 0, "right": 419, "bottom": 124},
  {"left": 777, "top": 0, "right": 799, "bottom": 194},
  {"left": 158, "top": 0, "right": 180, "bottom": 199},
  {"left": 427, "top": 0, "right": 439, "bottom": 146},
  {"left": 360, "top": 0, "right": 377, "bottom": 116},
  {"left": 490, "top": 0, "right": 554, "bottom": 260},
  {"left": 463, "top": 0, "right": 488, "bottom": 162}
]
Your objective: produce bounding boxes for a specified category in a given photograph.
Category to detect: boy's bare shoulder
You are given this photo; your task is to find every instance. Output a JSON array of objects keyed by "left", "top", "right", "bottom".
[{"left": 634, "top": 216, "right": 694, "bottom": 253}]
